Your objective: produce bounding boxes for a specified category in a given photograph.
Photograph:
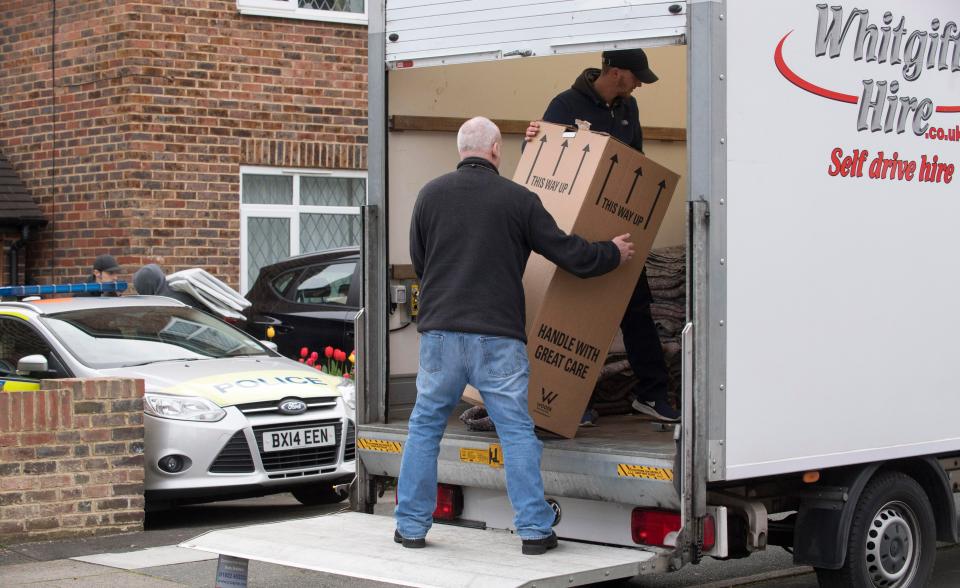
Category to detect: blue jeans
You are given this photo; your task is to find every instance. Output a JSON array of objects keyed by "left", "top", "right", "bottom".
[{"left": 396, "top": 330, "right": 555, "bottom": 540}]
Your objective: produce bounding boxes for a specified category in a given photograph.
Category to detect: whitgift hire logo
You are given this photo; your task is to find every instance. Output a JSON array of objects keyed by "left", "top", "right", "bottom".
[{"left": 776, "top": 4, "right": 960, "bottom": 137}]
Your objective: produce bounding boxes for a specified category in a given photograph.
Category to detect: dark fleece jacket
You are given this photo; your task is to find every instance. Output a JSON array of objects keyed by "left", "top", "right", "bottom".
[
  {"left": 133, "top": 264, "right": 206, "bottom": 312},
  {"left": 542, "top": 68, "right": 645, "bottom": 153},
  {"left": 410, "top": 157, "right": 620, "bottom": 342}
]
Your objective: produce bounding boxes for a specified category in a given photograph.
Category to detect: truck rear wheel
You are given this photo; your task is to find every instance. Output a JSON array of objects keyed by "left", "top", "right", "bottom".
[
  {"left": 292, "top": 484, "right": 348, "bottom": 506},
  {"left": 815, "top": 471, "right": 935, "bottom": 588}
]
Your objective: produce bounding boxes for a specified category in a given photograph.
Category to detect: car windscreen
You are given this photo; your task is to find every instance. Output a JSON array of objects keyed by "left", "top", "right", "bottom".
[{"left": 41, "top": 306, "right": 269, "bottom": 369}]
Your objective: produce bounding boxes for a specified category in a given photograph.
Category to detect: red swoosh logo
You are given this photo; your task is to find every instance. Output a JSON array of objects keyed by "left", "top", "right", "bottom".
[
  {"left": 775, "top": 31, "right": 858, "bottom": 104},
  {"left": 775, "top": 31, "right": 959, "bottom": 114}
]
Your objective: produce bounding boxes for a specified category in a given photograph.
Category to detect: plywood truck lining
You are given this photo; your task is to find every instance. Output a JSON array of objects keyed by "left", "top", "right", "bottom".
[{"left": 389, "top": 115, "right": 687, "bottom": 142}]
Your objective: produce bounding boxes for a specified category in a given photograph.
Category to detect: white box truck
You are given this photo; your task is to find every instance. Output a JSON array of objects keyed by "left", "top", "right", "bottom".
[{"left": 183, "top": 1, "right": 960, "bottom": 586}]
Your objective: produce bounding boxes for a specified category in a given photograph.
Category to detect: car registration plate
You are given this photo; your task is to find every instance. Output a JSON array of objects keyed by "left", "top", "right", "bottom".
[{"left": 262, "top": 426, "right": 335, "bottom": 452}]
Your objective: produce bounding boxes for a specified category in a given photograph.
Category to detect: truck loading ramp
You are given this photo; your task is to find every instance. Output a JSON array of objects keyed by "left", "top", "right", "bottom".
[{"left": 180, "top": 512, "right": 659, "bottom": 587}]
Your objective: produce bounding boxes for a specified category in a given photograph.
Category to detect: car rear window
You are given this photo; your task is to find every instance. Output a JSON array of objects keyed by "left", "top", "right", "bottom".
[
  {"left": 41, "top": 306, "right": 269, "bottom": 369},
  {"left": 271, "top": 271, "right": 297, "bottom": 296}
]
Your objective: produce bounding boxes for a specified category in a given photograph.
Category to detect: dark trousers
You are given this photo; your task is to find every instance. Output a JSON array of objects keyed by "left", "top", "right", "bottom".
[{"left": 620, "top": 268, "right": 670, "bottom": 402}]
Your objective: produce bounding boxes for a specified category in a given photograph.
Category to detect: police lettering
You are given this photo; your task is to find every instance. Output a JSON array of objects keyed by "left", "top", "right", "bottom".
[{"left": 214, "top": 375, "right": 326, "bottom": 394}]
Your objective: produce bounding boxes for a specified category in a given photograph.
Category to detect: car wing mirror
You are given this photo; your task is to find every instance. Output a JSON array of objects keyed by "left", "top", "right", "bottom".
[{"left": 17, "top": 354, "right": 48, "bottom": 376}]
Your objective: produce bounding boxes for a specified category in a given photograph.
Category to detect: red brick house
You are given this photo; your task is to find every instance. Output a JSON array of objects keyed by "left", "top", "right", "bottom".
[{"left": 0, "top": 0, "right": 368, "bottom": 292}]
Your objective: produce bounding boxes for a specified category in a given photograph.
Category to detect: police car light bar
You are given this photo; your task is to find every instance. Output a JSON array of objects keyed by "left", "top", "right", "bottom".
[{"left": 0, "top": 281, "right": 128, "bottom": 297}]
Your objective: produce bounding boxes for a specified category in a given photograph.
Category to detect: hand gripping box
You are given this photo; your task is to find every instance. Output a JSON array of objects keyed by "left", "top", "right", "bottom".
[{"left": 465, "top": 121, "right": 681, "bottom": 438}]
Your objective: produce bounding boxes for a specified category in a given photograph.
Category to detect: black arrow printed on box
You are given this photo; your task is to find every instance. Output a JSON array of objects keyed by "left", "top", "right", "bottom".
[
  {"left": 526, "top": 134, "right": 547, "bottom": 184},
  {"left": 644, "top": 181, "right": 668, "bottom": 230},
  {"left": 567, "top": 144, "right": 591, "bottom": 194},
  {"left": 594, "top": 154, "right": 619, "bottom": 206},
  {"left": 552, "top": 140, "right": 569, "bottom": 176},
  {"left": 625, "top": 167, "right": 642, "bottom": 204}
]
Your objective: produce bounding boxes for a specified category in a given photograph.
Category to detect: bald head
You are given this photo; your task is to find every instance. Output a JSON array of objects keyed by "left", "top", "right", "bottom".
[{"left": 457, "top": 117, "right": 502, "bottom": 168}]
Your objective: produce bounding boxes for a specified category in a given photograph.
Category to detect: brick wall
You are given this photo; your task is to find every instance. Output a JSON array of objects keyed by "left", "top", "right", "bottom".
[
  {"left": 0, "top": 1, "right": 368, "bottom": 288},
  {"left": 0, "top": 378, "right": 145, "bottom": 543}
]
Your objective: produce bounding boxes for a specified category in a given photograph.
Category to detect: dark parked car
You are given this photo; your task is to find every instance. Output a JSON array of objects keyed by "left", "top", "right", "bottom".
[{"left": 243, "top": 248, "right": 360, "bottom": 361}]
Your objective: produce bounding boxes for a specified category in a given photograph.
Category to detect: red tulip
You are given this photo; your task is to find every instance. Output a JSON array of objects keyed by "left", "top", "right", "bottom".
[
  {"left": 335, "top": 349, "right": 346, "bottom": 362},
  {"left": 306, "top": 357, "right": 316, "bottom": 366},
  {"left": 300, "top": 347, "right": 308, "bottom": 358},
  {"left": 343, "top": 372, "right": 351, "bottom": 380},
  {"left": 298, "top": 358, "right": 305, "bottom": 363},
  {"left": 310, "top": 351, "right": 319, "bottom": 361},
  {"left": 316, "top": 364, "right": 323, "bottom": 371},
  {"left": 324, "top": 346, "right": 334, "bottom": 358}
]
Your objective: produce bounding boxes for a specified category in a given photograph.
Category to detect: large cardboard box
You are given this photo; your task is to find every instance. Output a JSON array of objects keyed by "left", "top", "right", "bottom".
[{"left": 464, "top": 121, "right": 680, "bottom": 438}]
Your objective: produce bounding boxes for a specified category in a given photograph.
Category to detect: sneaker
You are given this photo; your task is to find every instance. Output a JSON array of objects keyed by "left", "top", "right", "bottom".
[
  {"left": 521, "top": 531, "right": 558, "bottom": 555},
  {"left": 579, "top": 408, "right": 600, "bottom": 427},
  {"left": 394, "top": 529, "right": 426, "bottom": 549},
  {"left": 632, "top": 398, "right": 680, "bottom": 422}
]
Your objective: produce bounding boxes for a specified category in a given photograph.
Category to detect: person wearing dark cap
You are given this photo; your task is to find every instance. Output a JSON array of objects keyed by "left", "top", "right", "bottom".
[
  {"left": 78, "top": 254, "right": 123, "bottom": 297},
  {"left": 524, "top": 48, "right": 679, "bottom": 424}
]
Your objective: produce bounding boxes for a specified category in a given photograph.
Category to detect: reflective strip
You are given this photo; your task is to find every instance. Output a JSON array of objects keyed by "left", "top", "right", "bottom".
[
  {"left": 0, "top": 310, "right": 29, "bottom": 320},
  {"left": 356, "top": 438, "right": 402, "bottom": 453},
  {"left": 1, "top": 380, "right": 41, "bottom": 392},
  {"left": 617, "top": 464, "right": 674, "bottom": 481}
]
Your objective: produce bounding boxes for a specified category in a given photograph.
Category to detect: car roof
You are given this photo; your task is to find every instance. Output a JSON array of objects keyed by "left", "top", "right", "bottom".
[
  {"left": 254, "top": 247, "right": 360, "bottom": 280},
  {"left": 0, "top": 295, "right": 186, "bottom": 316}
]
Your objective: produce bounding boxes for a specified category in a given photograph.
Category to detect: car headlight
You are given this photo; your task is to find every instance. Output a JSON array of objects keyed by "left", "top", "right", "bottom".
[
  {"left": 337, "top": 379, "right": 356, "bottom": 412},
  {"left": 144, "top": 393, "right": 226, "bottom": 422}
]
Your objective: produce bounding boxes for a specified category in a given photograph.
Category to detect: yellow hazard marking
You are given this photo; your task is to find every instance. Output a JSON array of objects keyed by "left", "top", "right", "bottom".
[
  {"left": 459, "top": 443, "right": 503, "bottom": 468},
  {"left": 0, "top": 310, "right": 29, "bottom": 320},
  {"left": 617, "top": 464, "right": 674, "bottom": 481},
  {"left": 357, "top": 438, "right": 402, "bottom": 453}
]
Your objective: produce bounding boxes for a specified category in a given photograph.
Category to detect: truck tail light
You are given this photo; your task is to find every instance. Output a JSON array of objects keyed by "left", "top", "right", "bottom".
[
  {"left": 632, "top": 509, "right": 680, "bottom": 547},
  {"left": 702, "top": 514, "right": 716, "bottom": 550},
  {"left": 433, "top": 484, "right": 463, "bottom": 520},
  {"left": 631, "top": 509, "right": 716, "bottom": 550},
  {"left": 393, "top": 483, "right": 463, "bottom": 520}
]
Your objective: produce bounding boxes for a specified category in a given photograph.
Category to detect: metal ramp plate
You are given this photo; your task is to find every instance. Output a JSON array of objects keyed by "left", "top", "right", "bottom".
[{"left": 180, "top": 512, "right": 656, "bottom": 587}]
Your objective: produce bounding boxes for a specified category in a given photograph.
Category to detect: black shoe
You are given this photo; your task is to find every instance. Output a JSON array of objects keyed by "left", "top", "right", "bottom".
[
  {"left": 394, "top": 529, "right": 426, "bottom": 548},
  {"left": 521, "top": 531, "right": 558, "bottom": 555}
]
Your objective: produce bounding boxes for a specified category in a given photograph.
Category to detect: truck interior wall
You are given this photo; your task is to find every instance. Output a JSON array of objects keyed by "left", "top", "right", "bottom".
[{"left": 386, "top": 47, "right": 689, "bottom": 383}]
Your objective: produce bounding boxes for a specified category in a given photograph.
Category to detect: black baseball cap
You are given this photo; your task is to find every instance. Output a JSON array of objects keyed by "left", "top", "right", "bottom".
[
  {"left": 93, "top": 254, "right": 122, "bottom": 273},
  {"left": 602, "top": 49, "right": 659, "bottom": 84}
]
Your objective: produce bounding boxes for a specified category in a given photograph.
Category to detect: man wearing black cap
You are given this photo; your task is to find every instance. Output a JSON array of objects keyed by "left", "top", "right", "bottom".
[
  {"left": 78, "top": 254, "right": 122, "bottom": 297},
  {"left": 525, "top": 48, "right": 678, "bottom": 423}
]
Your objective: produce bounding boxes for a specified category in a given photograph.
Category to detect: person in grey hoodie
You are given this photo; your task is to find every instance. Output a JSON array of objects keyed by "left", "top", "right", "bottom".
[{"left": 133, "top": 264, "right": 207, "bottom": 313}]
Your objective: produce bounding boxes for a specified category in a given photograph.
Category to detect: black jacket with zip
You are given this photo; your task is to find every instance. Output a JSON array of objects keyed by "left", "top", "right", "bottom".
[
  {"left": 410, "top": 157, "right": 620, "bottom": 342},
  {"left": 542, "top": 68, "right": 645, "bottom": 153}
]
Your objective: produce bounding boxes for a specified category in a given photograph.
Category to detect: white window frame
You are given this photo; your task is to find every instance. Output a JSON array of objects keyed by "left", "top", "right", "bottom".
[
  {"left": 237, "top": 0, "right": 367, "bottom": 26},
  {"left": 240, "top": 165, "right": 366, "bottom": 293}
]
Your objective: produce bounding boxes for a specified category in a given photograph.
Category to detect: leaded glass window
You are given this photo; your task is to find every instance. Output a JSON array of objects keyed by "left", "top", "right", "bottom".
[{"left": 240, "top": 167, "right": 365, "bottom": 292}]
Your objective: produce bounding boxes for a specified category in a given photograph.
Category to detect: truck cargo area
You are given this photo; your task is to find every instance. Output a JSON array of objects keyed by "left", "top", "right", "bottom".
[
  {"left": 378, "top": 41, "right": 690, "bottom": 509},
  {"left": 180, "top": 512, "right": 661, "bottom": 588}
]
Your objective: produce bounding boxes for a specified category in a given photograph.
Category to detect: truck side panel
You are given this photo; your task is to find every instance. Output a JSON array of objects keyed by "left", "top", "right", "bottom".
[{"left": 723, "top": 0, "right": 960, "bottom": 480}]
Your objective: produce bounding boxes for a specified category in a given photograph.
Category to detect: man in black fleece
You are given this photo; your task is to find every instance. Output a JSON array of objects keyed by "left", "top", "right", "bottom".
[
  {"left": 395, "top": 117, "right": 633, "bottom": 555},
  {"left": 133, "top": 264, "right": 208, "bottom": 314},
  {"left": 525, "top": 48, "right": 679, "bottom": 424}
]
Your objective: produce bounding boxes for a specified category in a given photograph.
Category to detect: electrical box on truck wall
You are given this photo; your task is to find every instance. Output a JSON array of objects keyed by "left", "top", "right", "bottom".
[{"left": 718, "top": 0, "right": 960, "bottom": 481}]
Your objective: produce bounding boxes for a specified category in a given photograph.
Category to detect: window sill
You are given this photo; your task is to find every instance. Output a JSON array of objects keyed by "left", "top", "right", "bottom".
[{"left": 238, "top": 6, "right": 367, "bottom": 26}]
